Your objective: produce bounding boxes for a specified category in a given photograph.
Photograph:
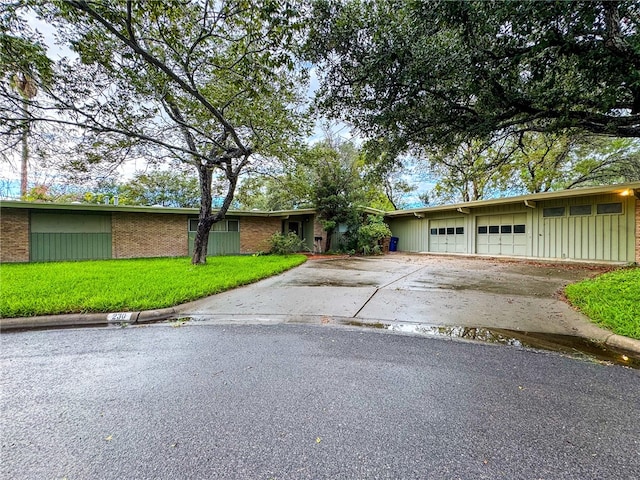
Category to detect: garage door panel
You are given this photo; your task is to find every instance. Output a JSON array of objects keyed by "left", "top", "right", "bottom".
[
  {"left": 476, "top": 214, "right": 528, "bottom": 257},
  {"left": 429, "top": 218, "right": 467, "bottom": 254}
]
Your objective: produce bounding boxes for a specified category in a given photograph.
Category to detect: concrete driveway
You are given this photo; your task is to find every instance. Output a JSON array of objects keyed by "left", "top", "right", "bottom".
[{"left": 180, "top": 254, "right": 613, "bottom": 340}]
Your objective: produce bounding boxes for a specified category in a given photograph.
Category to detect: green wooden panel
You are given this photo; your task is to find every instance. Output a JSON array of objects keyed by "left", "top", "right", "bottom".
[
  {"left": 188, "top": 232, "right": 240, "bottom": 256},
  {"left": 31, "top": 213, "right": 111, "bottom": 233},
  {"left": 387, "top": 218, "right": 428, "bottom": 252},
  {"left": 303, "top": 219, "right": 315, "bottom": 251},
  {"left": 533, "top": 193, "right": 635, "bottom": 262},
  {"left": 30, "top": 233, "right": 112, "bottom": 262}
]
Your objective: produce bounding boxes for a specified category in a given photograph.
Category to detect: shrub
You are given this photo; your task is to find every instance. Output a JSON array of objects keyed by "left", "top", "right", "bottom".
[
  {"left": 357, "top": 215, "right": 392, "bottom": 255},
  {"left": 269, "top": 232, "right": 308, "bottom": 255}
]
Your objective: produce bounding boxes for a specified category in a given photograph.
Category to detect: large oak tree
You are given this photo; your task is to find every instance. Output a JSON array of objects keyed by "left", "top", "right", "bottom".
[
  {"left": 3, "top": 0, "right": 308, "bottom": 263},
  {"left": 308, "top": 0, "right": 640, "bottom": 151}
]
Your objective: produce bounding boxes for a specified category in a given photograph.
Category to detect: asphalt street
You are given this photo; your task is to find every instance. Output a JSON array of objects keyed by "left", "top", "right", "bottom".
[{"left": 1, "top": 322, "right": 639, "bottom": 479}]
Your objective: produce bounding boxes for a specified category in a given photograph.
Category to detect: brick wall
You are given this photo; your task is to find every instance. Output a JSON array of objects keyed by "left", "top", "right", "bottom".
[
  {"left": 313, "top": 217, "right": 327, "bottom": 253},
  {"left": 636, "top": 198, "right": 640, "bottom": 263},
  {"left": 112, "top": 212, "right": 188, "bottom": 259},
  {"left": 240, "top": 217, "right": 281, "bottom": 253},
  {"left": 0, "top": 208, "right": 29, "bottom": 263}
]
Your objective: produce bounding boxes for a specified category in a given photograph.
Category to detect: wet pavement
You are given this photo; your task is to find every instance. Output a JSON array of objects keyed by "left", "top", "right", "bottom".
[
  {"left": 2, "top": 323, "right": 639, "bottom": 479},
  {"left": 176, "top": 254, "right": 637, "bottom": 365}
]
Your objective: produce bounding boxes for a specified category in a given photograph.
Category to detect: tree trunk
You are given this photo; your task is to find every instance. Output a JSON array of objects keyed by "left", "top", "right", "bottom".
[
  {"left": 325, "top": 227, "right": 334, "bottom": 252},
  {"left": 20, "top": 98, "right": 29, "bottom": 198},
  {"left": 191, "top": 165, "right": 214, "bottom": 264},
  {"left": 190, "top": 157, "right": 243, "bottom": 264}
]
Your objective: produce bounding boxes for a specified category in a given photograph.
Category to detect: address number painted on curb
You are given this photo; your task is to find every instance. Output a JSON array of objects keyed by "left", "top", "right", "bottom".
[{"left": 107, "top": 312, "right": 133, "bottom": 322}]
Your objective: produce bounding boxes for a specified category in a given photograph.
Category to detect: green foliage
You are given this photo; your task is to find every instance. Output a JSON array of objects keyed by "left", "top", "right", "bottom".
[
  {"left": 425, "top": 132, "right": 640, "bottom": 204},
  {"left": 565, "top": 268, "right": 640, "bottom": 340},
  {"left": 306, "top": 139, "right": 366, "bottom": 249},
  {"left": 0, "top": 6, "right": 53, "bottom": 84},
  {"left": 509, "top": 134, "right": 640, "bottom": 194},
  {"left": 117, "top": 170, "right": 200, "bottom": 208},
  {"left": 12, "top": 1, "right": 309, "bottom": 263},
  {"left": 269, "top": 232, "right": 308, "bottom": 255},
  {"left": 426, "top": 137, "right": 517, "bottom": 203},
  {"left": 308, "top": 0, "right": 640, "bottom": 150},
  {"left": 356, "top": 215, "right": 392, "bottom": 255},
  {"left": 0, "top": 255, "right": 307, "bottom": 318}
]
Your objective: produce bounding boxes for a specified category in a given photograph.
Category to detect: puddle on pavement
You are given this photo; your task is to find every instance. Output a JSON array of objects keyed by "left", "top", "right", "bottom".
[{"left": 340, "top": 320, "right": 640, "bottom": 369}]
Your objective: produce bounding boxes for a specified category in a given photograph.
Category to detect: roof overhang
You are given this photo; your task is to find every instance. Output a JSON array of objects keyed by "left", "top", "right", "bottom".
[
  {"left": 384, "top": 182, "right": 640, "bottom": 218},
  {"left": 0, "top": 200, "right": 318, "bottom": 218}
]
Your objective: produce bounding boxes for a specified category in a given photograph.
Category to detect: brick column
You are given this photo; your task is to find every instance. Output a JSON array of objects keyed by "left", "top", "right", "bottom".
[
  {"left": 0, "top": 208, "right": 30, "bottom": 263},
  {"left": 313, "top": 217, "right": 327, "bottom": 253}
]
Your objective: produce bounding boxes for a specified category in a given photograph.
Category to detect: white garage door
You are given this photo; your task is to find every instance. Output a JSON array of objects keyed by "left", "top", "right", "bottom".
[
  {"left": 429, "top": 218, "right": 467, "bottom": 253},
  {"left": 476, "top": 213, "right": 527, "bottom": 256}
]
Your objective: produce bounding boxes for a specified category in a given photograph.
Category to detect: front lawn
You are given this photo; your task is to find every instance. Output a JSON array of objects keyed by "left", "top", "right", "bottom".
[
  {"left": 565, "top": 267, "right": 640, "bottom": 340},
  {"left": 0, "top": 255, "right": 307, "bottom": 318}
]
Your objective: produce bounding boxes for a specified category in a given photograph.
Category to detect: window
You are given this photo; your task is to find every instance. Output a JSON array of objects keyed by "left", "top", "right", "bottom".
[
  {"left": 430, "top": 228, "right": 438, "bottom": 235},
  {"left": 514, "top": 224, "right": 526, "bottom": 234},
  {"left": 478, "top": 226, "right": 487, "bottom": 234},
  {"left": 570, "top": 205, "right": 592, "bottom": 216},
  {"left": 543, "top": 207, "right": 565, "bottom": 217},
  {"left": 489, "top": 225, "right": 499, "bottom": 234},
  {"left": 438, "top": 228, "right": 446, "bottom": 235},
  {"left": 212, "top": 221, "right": 227, "bottom": 232},
  {"left": 456, "top": 227, "right": 464, "bottom": 235},
  {"left": 189, "top": 219, "right": 239, "bottom": 232},
  {"left": 597, "top": 202, "right": 622, "bottom": 214},
  {"left": 446, "top": 227, "right": 455, "bottom": 235},
  {"left": 501, "top": 225, "right": 512, "bottom": 234}
]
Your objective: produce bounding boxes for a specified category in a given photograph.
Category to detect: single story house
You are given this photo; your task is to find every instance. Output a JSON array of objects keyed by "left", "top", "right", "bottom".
[
  {"left": 0, "top": 202, "right": 326, "bottom": 263},
  {"left": 1, "top": 181, "right": 639, "bottom": 264},
  {"left": 385, "top": 182, "right": 640, "bottom": 264}
]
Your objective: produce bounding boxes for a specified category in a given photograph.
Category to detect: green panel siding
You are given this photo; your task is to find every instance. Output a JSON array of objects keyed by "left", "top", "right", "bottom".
[
  {"left": 30, "top": 233, "right": 112, "bottom": 262},
  {"left": 387, "top": 218, "right": 428, "bottom": 252},
  {"left": 303, "top": 219, "right": 315, "bottom": 251},
  {"left": 532, "top": 194, "right": 635, "bottom": 262},
  {"left": 31, "top": 213, "right": 111, "bottom": 233},
  {"left": 187, "top": 232, "right": 240, "bottom": 256}
]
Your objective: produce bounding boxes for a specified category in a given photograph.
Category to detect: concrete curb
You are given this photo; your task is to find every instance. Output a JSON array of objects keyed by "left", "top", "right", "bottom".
[
  {"left": 3, "top": 308, "right": 640, "bottom": 359},
  {"left": 0, "top": 307, "right": 178, "bottom": 332},
  {"left": 604, "top": 334, "right": 640, "bottom": 353}
]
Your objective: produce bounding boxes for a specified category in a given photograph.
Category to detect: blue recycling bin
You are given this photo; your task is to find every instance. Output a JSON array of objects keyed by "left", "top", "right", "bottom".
[{"left": 389, "top": 236, "right": 399, "bottom": 252}]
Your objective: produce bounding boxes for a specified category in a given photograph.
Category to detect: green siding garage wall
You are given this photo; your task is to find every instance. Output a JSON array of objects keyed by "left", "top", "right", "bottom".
[
  {"left": 530, "top": 194, "right": 636, "bottom": 262},
  {"left": 30, "top": 212, "right": 112, "bottom": 262},
  {"left": 386, "top": 217, "right": 428, "bottom": 252},
  {"left": 387, "top": 193, "right": 637, "bottom": 263}
]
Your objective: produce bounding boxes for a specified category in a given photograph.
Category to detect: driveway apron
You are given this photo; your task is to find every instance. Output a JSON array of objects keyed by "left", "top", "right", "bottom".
[{"left": 181, "top": 255, "right": 611, "bottom": 340}]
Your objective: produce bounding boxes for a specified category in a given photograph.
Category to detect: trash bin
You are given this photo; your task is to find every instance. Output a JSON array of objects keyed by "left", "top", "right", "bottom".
[{"left": 389, "top": 236, "right": 399, "bottom": 252}]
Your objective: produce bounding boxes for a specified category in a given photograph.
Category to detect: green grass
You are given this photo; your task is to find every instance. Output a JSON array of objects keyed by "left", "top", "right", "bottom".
[
  {"left": 565, "top": 267, "right": 640, "bottom": 340},
  {"left": 0, "top": 255, "right": 307, "bottom": 318}
]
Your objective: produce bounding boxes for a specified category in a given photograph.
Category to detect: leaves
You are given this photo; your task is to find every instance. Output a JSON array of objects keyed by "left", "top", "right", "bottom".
[
  {"left": 308, "top": 0, "right": 640, "bottom": 148},
  {"left": 2, "top": 1, "right": 310, "bottom": 263}
]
